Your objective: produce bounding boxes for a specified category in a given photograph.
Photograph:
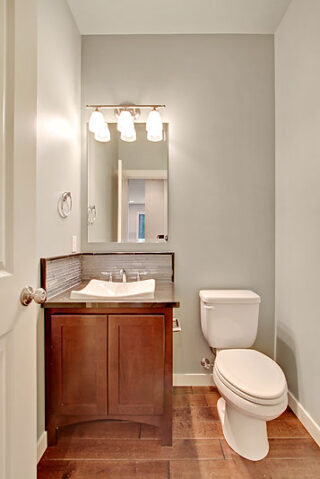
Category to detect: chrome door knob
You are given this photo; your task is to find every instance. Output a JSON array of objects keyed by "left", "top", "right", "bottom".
[{"left": 20, "top": 286, "right": 47, "bottom": 306}]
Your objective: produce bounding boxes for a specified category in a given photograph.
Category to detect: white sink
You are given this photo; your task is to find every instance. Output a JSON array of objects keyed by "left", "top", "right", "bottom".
[{"left": 70, "top": 279, "right": 156, "bottom": 300}]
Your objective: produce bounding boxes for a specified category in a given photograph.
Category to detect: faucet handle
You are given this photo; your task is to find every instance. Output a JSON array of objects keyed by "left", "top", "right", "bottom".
[
  {"left": 135, "top": 271, "right": 148, "bottom": 281},
  {"left": 119, "top": 268, "right": 127, "bottom": 283},
  {"left": 101, "top": 272, "right": 112, "bottom": 282}
]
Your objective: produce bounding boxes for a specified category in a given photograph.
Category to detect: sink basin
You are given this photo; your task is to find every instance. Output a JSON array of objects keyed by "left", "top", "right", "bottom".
[{"left": 70, "top": 279, "right": 156, "bottom": 300}]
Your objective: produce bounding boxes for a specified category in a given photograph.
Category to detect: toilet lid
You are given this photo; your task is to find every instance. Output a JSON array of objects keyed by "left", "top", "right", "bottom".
[
  {"left": 215, "top": 349, "right": 287, "bottom": 401},
  {"left": 199, "top": 290, "right": 261, "bottom": 304}
]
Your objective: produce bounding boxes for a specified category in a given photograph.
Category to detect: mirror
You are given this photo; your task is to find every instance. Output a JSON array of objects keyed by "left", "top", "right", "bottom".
[{"left": 87, "top": 123, "right": 168, "bottom": 243}]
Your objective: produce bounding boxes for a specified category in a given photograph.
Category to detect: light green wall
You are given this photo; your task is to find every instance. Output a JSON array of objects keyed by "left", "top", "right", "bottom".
[
  {"left": 118, "top": 123, "right": 168, "bottom": 170},
  {"left": 81, "top": 35, "right": 275, "bottom": 375},
  {"left": 275, "top": 0, "right": 320, "bottom": 429},
  {"left": 37, "top": 0, "right": 81, "bottom": 439}
]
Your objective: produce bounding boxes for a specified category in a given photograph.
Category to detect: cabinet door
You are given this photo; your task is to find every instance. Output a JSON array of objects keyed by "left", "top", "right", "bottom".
[
  {"left": 50, "top": 315, "right": 107, "bottom": 416},
  {"left": 108, "top": 315, "right": 165, "bottom": 416}
]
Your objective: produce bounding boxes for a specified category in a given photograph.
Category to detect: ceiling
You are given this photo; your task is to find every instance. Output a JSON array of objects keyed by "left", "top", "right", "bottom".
[{"left": 67, "top": 0, "right": 291, "bottom": 35}]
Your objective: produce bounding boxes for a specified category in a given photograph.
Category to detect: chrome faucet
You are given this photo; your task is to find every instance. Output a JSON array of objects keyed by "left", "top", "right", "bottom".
[
  {"left": 101, "top": 272, "right": 112, "bottom": 282},
  {"left": 120, "top": 268, "right": 127, "bottom": 283}
]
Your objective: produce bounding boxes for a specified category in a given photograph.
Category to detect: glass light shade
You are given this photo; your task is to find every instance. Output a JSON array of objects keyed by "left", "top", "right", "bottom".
[
  {"left": 94, "top": 122, "right": 110, "bottom": 142},
  {"left": 146, "top": 109, "right": 163, "bottom": 132},
  {"left": 117, "top": 110, "right": 133, "bottom": 132},
  {"left": 118, "top": 110, "right": 136, "bottom": 141},
  {"left": 147, "top": 130, "right": 163, "bottom": 142},
  {"left": 89, "top": 110, "right": 105, "bottom": 133},
  {"left": 121, "top": 126, "right": 136, "bottom": 142}
]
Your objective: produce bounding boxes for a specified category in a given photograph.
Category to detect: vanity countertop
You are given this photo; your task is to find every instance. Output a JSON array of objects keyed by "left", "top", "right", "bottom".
[{"left": 43, "top": 280, "right": 180, "bottom": 309}]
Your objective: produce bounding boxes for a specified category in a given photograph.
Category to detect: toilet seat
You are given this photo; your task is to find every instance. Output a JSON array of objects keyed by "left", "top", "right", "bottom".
[
  {"left": 214, "top": 366, "right": 287, "bottom": 406},
  {"left": 214, "top": 349, "right": 287, "bottom": 406}
]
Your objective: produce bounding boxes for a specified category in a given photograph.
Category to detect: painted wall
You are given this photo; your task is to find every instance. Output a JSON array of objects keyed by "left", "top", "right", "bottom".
[
  {"left": 37, "top": 0, "right": 81, "bottom": 438},
  {"left": 128, "top": 179, "right": 145, "bottom": 204},
  {"left": 275, "top": 0, "right": 320, "bottom": 433},
  {"left": 81, "top": 35, "right": 275, "bottom": 377},
  {"left": 118, "top": 123, "right": 168, "bottom": 171}
]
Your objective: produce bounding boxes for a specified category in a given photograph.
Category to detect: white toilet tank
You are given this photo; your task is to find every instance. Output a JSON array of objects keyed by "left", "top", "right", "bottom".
[{"left": 199, "top": 290, "right": 261, "bottom": 349}]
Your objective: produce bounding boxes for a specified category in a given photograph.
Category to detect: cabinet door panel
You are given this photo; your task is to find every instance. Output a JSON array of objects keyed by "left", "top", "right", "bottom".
[
  {"left": 50, "top": 315, "right": 107, "bottom": 416},
  {"left": 108, "top": 315, "right": 165, "bottom": 415}
]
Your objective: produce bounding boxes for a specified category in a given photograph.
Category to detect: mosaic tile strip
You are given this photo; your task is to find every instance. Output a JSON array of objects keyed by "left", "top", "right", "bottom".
[
  {"left": 42, "top": 253, "right": 174, "bottom": 299},
  {"left": 81, "top": 253, "right": 174, "bottom": 282},
  {"left": 45, "top": 255, "right": 82, "bottom": 299}
]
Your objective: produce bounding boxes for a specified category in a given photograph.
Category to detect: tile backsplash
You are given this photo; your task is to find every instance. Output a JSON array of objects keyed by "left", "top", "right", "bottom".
[
  {"left": 42, "top": 253, "right": 174, "bottom": 299},
  {"left": 44, "top": 255, "right": 82, "bottom": 299},
  {"left": 82, "top": 253, "right": 173, "bottom": 282}
]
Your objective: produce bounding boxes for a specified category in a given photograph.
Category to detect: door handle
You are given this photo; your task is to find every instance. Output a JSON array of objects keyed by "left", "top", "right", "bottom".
[{"left": 20, "top": 286, "right": 47, "bottom": 306}]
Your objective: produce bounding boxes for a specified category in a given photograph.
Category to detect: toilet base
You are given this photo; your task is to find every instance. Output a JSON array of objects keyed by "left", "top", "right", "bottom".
[{"left": 217, "top": 397, "right": 269, "bottom": 461}]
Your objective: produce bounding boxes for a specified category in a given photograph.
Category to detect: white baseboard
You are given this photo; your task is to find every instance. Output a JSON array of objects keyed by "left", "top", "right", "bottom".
[
  {"left": 288, "top": 391, "right": 320, "bottom": 447},
  {"left": 173, "top": 373, "right": 214, "bottom": 386},
  {"left": 37, "top": 431, "right": 47, "bottom": 463}
]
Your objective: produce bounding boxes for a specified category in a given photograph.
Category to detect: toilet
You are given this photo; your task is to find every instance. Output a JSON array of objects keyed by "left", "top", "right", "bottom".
[{"left": 199, "top": 290, "right": 288, "bottom": 461}]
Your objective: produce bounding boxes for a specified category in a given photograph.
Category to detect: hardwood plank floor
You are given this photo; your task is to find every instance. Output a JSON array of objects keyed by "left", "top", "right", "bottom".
[{"left": 38, "top": 387, "right": 320, "bottom": 478}]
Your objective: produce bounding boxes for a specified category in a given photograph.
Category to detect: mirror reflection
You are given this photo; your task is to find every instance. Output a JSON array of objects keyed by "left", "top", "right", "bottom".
[{"left": 87, "top": 123, "right": 168, "bottom": 243}]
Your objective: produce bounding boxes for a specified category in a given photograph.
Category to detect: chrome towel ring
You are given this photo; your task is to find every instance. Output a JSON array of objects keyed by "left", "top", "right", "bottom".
[{"left": 58, "top": 192, "right": 72, "bottom": 218}]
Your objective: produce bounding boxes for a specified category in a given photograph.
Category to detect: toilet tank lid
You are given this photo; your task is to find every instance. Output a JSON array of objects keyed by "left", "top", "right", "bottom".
[{"left": 199, "top": 290, "right": 261, "bottom": 304}]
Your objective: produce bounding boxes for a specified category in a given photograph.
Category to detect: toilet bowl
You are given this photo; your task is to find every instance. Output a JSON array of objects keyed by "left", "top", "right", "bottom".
[
  {"left": 199, "top": 290, "right": 288, "bottom": 461},
  {"left": 213, "top": 349, "right": 287, "bottom": 461}
]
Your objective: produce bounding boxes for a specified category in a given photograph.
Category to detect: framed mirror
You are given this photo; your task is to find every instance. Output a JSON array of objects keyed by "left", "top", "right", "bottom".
[{"left": 87, "top": 123, "right": 168, "bottom": 243}]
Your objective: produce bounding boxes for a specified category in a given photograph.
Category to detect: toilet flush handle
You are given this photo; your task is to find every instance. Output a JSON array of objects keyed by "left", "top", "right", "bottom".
[{"left": 203, "top": 304, "right": 215, "bottom": 310}]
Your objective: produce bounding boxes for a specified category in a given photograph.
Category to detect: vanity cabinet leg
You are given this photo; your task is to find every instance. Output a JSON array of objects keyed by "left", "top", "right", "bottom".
[
  {"left": 160, "top": 308, "right": 173, "bottom": 446},
  {"left": 160, "top": 414, "right": 172, "bottom": 446},
  {"left": 47, "top": 423, "right": 58, "bottom": 446}
]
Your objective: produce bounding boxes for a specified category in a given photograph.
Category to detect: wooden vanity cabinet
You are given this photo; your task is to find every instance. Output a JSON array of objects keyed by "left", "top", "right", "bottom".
[
  {"left": 45, "top": 307, "right": 173, "bottom": 446},
  {"left": 108, "top": 315, "right": 165, "bottom": 416}
]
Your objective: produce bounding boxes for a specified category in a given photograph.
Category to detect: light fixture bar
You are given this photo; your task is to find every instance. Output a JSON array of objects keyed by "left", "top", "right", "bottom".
[{"left": 86, "top": 104, "right": 166, "bottom": 109}]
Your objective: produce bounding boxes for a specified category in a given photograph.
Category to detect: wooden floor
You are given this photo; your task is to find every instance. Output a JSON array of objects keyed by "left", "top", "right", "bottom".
[{"left": 38, "top": 387, "right": 320, "bottom": 478}]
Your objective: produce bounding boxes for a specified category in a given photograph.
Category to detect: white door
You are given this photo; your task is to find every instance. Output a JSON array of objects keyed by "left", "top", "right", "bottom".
[{"left": 0, "top": 0, "right": 38, "bottom": 478}]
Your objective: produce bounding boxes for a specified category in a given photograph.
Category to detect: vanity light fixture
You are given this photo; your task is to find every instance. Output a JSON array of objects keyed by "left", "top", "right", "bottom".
[
  {"left": 88, "top": 109, "right": 105, "bottom": 133},
  {"left": 146, "top": 108, "right": 163, "bottom": 142},
  {"left": 117, "top": 110, "right": 136, "bottom": 142},
  {"left": 94, "top": 121, "right": 110, "bottom": 142},
  {"left": 87, "top": 104, "right": 166, "bottom": 143},
  {"left": 121, "top": 127, "right": 136, "bottom": 142}
]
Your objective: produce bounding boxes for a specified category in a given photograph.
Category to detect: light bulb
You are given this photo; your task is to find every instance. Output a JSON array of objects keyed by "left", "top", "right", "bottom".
[
  {"left": 89, "top": 110, "right": 105, "bottom": 133},
  {"left": 94, "top": 122, "right": 110, "bottom": 142},
  {"left": 146, "top": 109, "right": 163, "bottom": 142}
]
